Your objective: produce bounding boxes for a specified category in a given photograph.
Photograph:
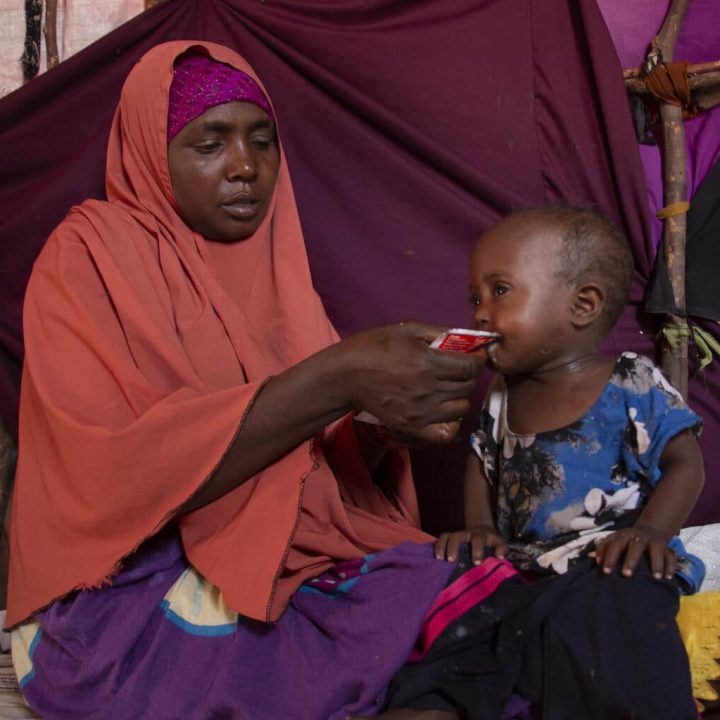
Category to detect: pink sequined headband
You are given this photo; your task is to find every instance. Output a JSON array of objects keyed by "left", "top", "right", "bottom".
[{"left": 167, "top": 53, "right": 275, "bottom": 142}]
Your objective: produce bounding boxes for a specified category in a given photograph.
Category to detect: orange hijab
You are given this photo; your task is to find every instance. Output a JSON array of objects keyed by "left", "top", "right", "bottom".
[{"left": 7, "top": 41, "right": 429, "bottom": 628}]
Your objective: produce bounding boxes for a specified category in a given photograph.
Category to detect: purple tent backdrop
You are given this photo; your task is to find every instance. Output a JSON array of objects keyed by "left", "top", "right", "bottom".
[{"left": 0, "top": 0, "right": 717, "bottom": 528}]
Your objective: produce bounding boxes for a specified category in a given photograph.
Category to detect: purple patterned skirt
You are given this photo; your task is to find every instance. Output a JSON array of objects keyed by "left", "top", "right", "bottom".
[{"left": 12, "top": 530, "right": 464, "bottom": 719}]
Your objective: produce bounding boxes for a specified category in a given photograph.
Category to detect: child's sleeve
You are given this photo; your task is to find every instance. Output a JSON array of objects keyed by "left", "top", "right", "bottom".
[{"left": 621, "top": 354, "right": 702, "bottom": 486}]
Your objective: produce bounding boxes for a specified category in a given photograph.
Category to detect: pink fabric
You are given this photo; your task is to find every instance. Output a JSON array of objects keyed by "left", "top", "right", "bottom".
[
  {"left": 408, "top": 557, "right": 519, "bottom": 661},
  {"left": 167, "top": 52, "right": 275, "bottom": 142}
]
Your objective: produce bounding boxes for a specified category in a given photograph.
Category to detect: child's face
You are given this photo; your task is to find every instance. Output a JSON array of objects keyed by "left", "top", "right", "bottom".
[{"left": 469, "top": 216, "right": 577, "bottom": 375}]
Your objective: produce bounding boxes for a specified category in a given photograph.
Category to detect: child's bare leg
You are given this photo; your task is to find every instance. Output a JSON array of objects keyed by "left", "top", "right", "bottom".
[{"left": 348, "top": 710, "right": 459, "bottom": 720}]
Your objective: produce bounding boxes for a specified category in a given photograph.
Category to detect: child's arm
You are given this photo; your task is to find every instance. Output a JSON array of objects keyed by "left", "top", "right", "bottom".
[
  {"left": 594, "top": 428, "right": 704, "bottom": 580},
  {"left": 434, "top": 452, "right": 508, "bottom": 565}
]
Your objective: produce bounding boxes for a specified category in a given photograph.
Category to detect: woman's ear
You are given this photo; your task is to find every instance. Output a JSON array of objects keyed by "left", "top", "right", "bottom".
[{"left": 570, "top": 282, "right": 605, "bottom": 329}]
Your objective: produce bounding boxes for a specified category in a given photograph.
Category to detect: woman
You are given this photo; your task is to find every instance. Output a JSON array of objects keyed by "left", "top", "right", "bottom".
[{"left": 7, "top": 41, "right": 482, "bottom": 719}]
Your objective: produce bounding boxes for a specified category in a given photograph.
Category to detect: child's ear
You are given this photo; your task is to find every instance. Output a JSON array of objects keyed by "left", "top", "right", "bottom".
[{"left": 570, "top": 282, "right": 605, "bottom": 329}]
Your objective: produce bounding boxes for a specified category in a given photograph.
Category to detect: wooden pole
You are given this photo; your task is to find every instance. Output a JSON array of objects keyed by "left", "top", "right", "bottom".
[
  {"left": 625, "top": 5, "right": 720, "bottom": 396},
  {"left": 43, "top": 0, "right": 59, "bottom": 70},
  {"left": 650, "top": 0, "right": 691, "bottom": 399}
]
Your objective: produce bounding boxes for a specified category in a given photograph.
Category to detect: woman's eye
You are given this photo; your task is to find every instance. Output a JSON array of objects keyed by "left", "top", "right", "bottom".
[
  {"left": 251, "top": 135, "right": 275, "bottom": 150},
  {"left": 193, "top": 142, "right": 221, "bottom": 154}
]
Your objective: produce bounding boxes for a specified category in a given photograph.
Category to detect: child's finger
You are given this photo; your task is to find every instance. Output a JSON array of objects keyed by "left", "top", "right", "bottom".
[
  {"left": 445, "top": 532, "right": 466, "bottom": 563},
  {"left": 663, "top": 547, "right": 677, "bottom": 580},
  {"left": 470, "top": 535, "right": 486, "bottom": 565},
  {"left": 621, "top": 534, "right": 646, "bottom": 577},
  {"left": 493, "top": 540, "right": 508, "bottom": 558},
  {"left": 599, "top": 536, "right": 627, "bottom": 574},
  {"left": 647, "top": 540, "right": 666, "bottom": 579},
  {"left": 594, "top": 538, "right": 606, "bottom": 566},
  {"left": 434, "top": 533, "right": 450, "bottom": 561}
]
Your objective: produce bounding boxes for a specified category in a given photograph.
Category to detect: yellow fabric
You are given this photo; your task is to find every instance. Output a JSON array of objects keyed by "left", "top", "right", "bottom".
[
  {"left": 161, "top": 567, "right": 238, "bottom": 633},
  {"left": 10, "top": 620, "right": 41, "bottom": 687},
  {"left": 656, "top": 201, "right": 690, "bottom": 219},
  {"left": 677, "top": 592, "right": 720, "bottom": 710}
]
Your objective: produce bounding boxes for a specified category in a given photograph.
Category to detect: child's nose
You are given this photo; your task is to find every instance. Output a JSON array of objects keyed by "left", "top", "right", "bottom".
[{"left": 473, "top": 299, "right": 492, "bottom": 328}]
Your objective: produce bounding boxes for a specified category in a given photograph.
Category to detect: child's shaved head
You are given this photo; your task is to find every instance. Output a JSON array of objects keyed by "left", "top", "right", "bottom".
[{"left": 511, "top": 205, "right": 633, "bottom": 333}]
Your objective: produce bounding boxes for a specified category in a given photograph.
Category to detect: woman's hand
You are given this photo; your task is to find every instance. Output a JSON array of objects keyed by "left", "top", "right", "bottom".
[
  {"left": 434, "top": 525, "right": 508, "bottom": 564},
  {"left": 337, "top": 322, "right": 486, "bottom": 444},
  {"left": 183, "top": 321, "right": 484, "bottom": 512},
  {"left": 594, "top": 526, "right": 676, "bottom": 580}
]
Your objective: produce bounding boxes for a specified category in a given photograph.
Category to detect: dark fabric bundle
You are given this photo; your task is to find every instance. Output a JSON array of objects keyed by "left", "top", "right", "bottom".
[
  {"left": 647, "top": 153, "right": 720, "bottom": 322},
  {"left": 386, "top": 557, "right": 695, "bottom": 720}
]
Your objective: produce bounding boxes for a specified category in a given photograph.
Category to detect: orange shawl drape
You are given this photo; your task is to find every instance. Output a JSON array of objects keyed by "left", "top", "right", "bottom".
[{"left": 7, "top": 41, "right": 429, "bottom": 628}]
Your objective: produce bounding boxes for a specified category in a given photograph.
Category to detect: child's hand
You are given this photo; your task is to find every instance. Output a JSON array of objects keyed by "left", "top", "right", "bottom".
[
  {"left": 594, "top": 526, "right": 676, "bottom": 580},
  {"left": 434, "top": 525, "right": 508, "bottom": 565}
]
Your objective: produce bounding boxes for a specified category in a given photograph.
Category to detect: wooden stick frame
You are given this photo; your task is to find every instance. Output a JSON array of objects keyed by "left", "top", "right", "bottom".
[{"left": 624, "top": 0, "right": 720, "bottom": 399}]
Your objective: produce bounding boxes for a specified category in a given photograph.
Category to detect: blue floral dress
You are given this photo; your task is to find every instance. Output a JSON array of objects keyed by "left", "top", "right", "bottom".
[{"left": 471, "top": 352, "right": 705, "bottom": 592}]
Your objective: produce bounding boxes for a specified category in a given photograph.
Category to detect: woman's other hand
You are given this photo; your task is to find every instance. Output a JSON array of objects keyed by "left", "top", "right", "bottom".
[
  {"left": 337, "top": 322, "right": 485, "bottom": 444},
  {"left": 434, "top": 525, "right": 508, "bottom": 564}
]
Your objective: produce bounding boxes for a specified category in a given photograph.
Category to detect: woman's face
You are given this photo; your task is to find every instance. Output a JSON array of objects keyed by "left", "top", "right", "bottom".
[{"left": 168, "top": 101, "right": 280, "bottom": 242}]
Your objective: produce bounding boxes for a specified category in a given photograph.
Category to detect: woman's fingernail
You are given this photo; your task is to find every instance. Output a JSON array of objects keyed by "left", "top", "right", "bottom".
[
  {"left": 448, "top": 556, "right": 455, "bottom": 562},
  {"left": 653, "top": 572, "right": 662, "bottom": 579},
  {"left": 603, "top": 566, "right": 611, "bottom": 574},
  {"left": 622, "top": 568, "right": 632, "bottom": 577}
]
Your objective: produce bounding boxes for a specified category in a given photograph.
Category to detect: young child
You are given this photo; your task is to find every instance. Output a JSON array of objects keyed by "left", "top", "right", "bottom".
[
  {"left": 435, "top": 206, "right": 705, "bottom": 590},
  {"left": 424, "top": 206, "right": 706, "bottom": 720}
]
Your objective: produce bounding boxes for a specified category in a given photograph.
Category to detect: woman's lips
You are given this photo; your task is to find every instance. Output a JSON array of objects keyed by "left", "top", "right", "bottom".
[{"left": 221, "top": 197, "right": 259, "bottom": 219}]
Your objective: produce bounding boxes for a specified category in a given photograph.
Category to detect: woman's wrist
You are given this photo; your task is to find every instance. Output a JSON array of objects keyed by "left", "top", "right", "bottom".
[{"left": 309, "top": 338, "right": 363, "bottom": 414}]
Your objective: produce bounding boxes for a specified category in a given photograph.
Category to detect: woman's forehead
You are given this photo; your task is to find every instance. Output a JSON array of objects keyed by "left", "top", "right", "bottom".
[{"left": 177, "top": 101, "right": 275, "bottom": 137}]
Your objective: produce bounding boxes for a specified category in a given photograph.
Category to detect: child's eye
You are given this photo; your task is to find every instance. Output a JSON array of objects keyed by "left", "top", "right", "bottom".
[
  {"left": 469, "top": 295, "right": 480, "bottom": 307},
  {"left": 493, "top": 284, "right": 509, "bottom": 297}
]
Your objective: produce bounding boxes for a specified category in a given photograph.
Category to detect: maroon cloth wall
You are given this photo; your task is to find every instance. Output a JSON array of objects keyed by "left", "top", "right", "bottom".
[{"left": 0, "top": 0, "right": 716, "bottom": 527}]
